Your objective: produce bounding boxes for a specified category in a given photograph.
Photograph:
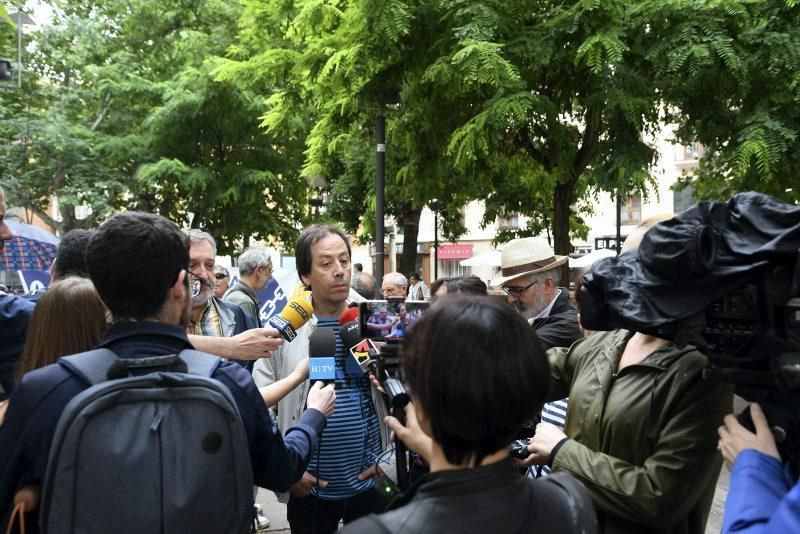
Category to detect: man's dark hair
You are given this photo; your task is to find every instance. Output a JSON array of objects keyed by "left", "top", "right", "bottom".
[
  {"left": 86, "top": 212, "right": 188, "bottom": 320},
  {"left": 354, "top": 263, "right": 363, "bottom": 272},
  {"left": 295, "top": 224, "right": 351, "bottom": 281},
  {"left": 430, "top": 275, "right": 487, "bottom": 298},
  {"left": 402, "top": 297, "right": 549, "bottom": 466},
  {"left": 52, "top": 229, "right": 94, "bottom": 280}
]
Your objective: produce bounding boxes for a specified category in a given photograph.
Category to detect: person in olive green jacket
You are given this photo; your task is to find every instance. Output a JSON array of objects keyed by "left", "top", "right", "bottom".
[
  {"left": 523, "top": 218, "right": 733, "bottom": 533},
  {"left": 526, "top": 329, "right": 732, "bottom": 533}
]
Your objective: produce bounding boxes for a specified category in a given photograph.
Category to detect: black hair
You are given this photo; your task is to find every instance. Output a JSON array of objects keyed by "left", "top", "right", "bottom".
[
  {"left": 86, "top": 212, "right": 188, "bottom": 320},
  {"left": 52, "top": 229, "right": 94, "bottom": 280},
  {"left": 402, "top": 297, "right": 550, "bottom": 466},
  {"left": 295, "top": 224, "right": 351, "bottom": 281},
  {"left": 430, "top": 275, "right": 488, "bottom": 298}
]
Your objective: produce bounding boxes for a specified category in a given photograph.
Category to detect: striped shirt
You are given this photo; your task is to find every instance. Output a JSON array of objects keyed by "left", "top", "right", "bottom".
[
  {"left": 528, "top": 398, "right": 569, "bottom": 478},
  {"left": 307, "top": 317, "right": 382, "bottom": 500}
]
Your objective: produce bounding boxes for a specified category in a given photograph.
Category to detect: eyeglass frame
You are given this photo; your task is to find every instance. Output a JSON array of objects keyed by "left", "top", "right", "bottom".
[
  {"left": 214, "top": 272, "right": 229, "bottom": 280},
  {"left": 501, "top": 279, "right": 538, "bottom": 297}
]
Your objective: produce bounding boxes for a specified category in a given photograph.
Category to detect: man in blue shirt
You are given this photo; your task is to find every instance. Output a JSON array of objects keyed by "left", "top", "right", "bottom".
[{"left": 0, "top": 211, "right": 334, "bottom": 532}]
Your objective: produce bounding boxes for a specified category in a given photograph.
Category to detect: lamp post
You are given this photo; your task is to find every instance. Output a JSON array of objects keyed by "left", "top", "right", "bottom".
[
  {"left": 430, "top": 200, "right": 441, "bottom": 280},
  {"left": 375, "top": 112, "right": 386, "bottom": 298}
]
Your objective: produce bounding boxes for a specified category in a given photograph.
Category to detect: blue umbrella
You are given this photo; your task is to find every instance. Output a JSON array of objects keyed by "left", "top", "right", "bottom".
[{"left": 0, "top": 221, "right": 60, "bottom": 271}]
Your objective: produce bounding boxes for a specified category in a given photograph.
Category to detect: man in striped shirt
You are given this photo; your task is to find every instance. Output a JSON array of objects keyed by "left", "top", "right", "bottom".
[{"left": 276, "top": 225, "right": 387, "bottom": 533}]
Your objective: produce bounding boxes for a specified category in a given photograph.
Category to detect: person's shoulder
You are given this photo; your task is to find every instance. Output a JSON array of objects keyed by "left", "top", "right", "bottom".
[
  {"left": 0, "top": 292, "right": 36, "bottom": 315},
  {"left": 341, "top": 512, "right": 404, "bottom": 534}
]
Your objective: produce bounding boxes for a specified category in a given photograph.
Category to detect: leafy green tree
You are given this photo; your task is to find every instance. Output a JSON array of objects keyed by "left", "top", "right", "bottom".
[
  {"left": 0, "top": 0, "right": 311, "bottom": 252},
  {"left": 649, "top": 0, "right": 800, "bottom": 204}
]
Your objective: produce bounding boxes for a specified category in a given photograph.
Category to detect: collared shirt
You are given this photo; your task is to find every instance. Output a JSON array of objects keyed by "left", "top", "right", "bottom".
[
  {"left": 528, "top": 291, "right": 560, "bottom": 325},
  {"left": 188, "top": 298, "right": 223, "bottom": 337}
]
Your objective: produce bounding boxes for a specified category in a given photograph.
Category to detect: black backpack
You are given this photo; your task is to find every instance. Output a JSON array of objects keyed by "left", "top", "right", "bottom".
[{"left": 40, "top": 349, "right": 255, "bottom": 534}]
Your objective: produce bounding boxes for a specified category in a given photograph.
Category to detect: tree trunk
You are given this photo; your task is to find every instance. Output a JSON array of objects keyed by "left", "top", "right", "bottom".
[
  {"left": 552, "top": 180, "right": 574, "bottom": 257},
  {"left": 398, "top": 204, "right": 422, "bottom": 277}
]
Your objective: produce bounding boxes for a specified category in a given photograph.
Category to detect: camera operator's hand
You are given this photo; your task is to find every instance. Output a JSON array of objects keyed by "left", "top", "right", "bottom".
[
  {"left": 385, "top": 402, "right": 433, "bottom": 463},
  {"left": 307, "top": 382, "right": 336, "bottom": 418},
  {"left": 290, "top": 472, "right": 327, "bottom": 498},
  {"left": 718, "top": 403, "right": 781, "bottom": 470},
  {"left": 527, "top": 422, "right": 568, "bottom": 466},
  {"left": 368, "top": 372, "right": 386, "bottom": 395}
]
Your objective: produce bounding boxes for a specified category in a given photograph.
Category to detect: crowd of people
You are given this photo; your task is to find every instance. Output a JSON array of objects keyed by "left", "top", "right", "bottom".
[{"left": 0, "top": 183, "right": 798, "bottom": 533}]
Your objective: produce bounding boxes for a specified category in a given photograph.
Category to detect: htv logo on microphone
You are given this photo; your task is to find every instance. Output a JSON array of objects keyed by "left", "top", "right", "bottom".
[{"left": 310, "top": 357, "right": 336, "bottom": 381}]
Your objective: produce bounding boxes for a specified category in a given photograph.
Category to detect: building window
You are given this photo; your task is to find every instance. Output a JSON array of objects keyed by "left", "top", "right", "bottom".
[
  {"left": 620, "top": 193, "right": 641, "bottom": 225},
  {"left": 438, "top": 261, "right": 470, "bottom": 278},
  {"left": 496, "top": 214, "right": 520, "bottom": 230},
  {"left": 676, "top": 142, "right": 704, "bottom": 161}
]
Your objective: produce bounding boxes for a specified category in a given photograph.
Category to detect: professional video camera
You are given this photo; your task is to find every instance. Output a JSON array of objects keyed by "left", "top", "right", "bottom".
[
  {"left": 580, "top": 192, "right": 800, "bottom": 469},
  {"left": 342, "top": 298, "right": 431, "bottom": 489}
]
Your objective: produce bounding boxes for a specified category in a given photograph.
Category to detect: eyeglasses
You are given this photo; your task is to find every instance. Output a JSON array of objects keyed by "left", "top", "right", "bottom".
[
  {"left": 380, "top": 286, "right": 404, "bottom": 296},
  {"left": 501, "top": 280, "right": 538, "bottom": 296},
  {"left": 214, "top": 273, "right": 228, "bottom": 280}
]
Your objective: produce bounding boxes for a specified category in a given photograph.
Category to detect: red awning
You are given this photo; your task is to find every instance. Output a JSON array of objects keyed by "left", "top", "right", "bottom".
[{"left": 437, "top": 244, "right": 473, "bottom": 260}]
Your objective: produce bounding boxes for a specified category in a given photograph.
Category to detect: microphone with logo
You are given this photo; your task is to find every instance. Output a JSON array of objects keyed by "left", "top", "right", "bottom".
[
  {"left": 267, "top": 297, "right": 314, "bottom": 341},
  {"left": 308, "top": 327, "right": 337, "bottom": 386}
]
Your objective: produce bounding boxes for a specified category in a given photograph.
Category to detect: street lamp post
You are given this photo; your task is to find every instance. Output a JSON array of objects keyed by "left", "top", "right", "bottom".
[
  {"left": 431, "top": 200, "right": 441, "bottom": 280},
  {"left": 375, "top": 112, "right": 386, "bottom": 298}
]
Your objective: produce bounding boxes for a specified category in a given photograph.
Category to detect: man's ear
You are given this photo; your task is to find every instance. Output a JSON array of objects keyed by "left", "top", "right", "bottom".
[
  {"left": 300, "top": 273, "right": 311, "bottom": 289},
  {"left": 414, "top": 402, "right": 433, "bottom": 437},
  {"left": 172, "top": 270, "right": 188, "bottom": 300}
]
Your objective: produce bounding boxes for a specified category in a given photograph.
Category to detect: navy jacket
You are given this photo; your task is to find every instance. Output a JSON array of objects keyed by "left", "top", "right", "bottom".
[
  {"left": 0, "top": 294, "right": 35, "bottom": 400},
  {"left": 0, "top": 321, "right": 325, "bottom": 532}
]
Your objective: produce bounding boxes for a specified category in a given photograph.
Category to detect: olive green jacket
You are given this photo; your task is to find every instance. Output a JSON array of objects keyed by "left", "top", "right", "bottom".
[{"left": 548, "top": 329, "right": 732, "bottom": 534}]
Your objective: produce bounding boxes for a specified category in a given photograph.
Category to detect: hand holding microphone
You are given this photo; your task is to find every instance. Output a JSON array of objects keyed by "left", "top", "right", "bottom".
[
  {"left": 307, "top": 382, "right": 335, "bottom": 417},
  {"left": 268, "top": 297, "right": 314, "bottom": 341}
]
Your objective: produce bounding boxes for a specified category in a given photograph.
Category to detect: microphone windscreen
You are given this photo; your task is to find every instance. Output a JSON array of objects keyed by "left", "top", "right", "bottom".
[
  {"left": 279, "top": 297, "right": 314, "bottom": 330},
  {"left": 339, "top": 306, "right": 359, "bottom": 326},
  {"left": 309, "top": 327, "right": 337, "bottom": 357},
  {"left": 339, "top": 321, "right": 361, "bottom": 350}
]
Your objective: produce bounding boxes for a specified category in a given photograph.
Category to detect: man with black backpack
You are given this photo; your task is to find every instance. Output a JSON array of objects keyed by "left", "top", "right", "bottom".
[{"left": 0, "top": 211, "right": 335, "bottom": 533}]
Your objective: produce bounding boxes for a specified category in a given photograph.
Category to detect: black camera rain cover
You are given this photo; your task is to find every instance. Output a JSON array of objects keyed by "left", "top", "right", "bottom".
[{"left": 581, "top": 192, "right": 800, "bottom": 339}]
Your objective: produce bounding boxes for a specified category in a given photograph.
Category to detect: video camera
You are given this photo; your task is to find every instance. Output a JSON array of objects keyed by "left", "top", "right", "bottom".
[{"left": 579, "top": 192, "right": 800, "bottom": 469}]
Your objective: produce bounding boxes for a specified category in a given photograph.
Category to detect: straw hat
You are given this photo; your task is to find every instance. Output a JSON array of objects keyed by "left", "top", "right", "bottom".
[{"left": 490, "top": 237, "right": 568, "bottom": 287}]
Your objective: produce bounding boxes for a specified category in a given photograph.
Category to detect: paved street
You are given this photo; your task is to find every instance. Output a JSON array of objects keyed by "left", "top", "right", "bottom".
[{"left": 258, "top": 468, "right": 731, "bottom": 533}]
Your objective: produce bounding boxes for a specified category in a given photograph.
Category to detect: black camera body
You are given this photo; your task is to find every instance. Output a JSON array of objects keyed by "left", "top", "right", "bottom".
[
  {"left": 508, "top": 438, "right": 531, "bottom": 460},
  {"left": 580, "top": 192, "right": 800, "bottom": 466}
]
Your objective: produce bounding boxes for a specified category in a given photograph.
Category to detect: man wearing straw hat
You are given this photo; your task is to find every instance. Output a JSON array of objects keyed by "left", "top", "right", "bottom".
[{"left": 491, "top": 237, "right": 582, "bottom": 350}]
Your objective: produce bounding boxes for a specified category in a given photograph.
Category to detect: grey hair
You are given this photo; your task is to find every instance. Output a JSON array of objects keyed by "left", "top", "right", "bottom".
[
  {"left": 384, "top": 272, "right": 408, "bottom": 289},
  {"left": 182, "top": 229, "right": 216, "bottom": 255},
  {"left": 238, "top": 247, "right": 271, "bottom": 276},
  {"left": 532, "top": 267, "right": 561, "bottom": 286}
]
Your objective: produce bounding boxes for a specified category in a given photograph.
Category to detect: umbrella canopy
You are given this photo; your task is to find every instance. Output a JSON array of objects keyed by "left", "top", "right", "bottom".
[
  {"left": 0, "top": 221, "right": 60, "bottom": 271},
  {"left": 459, "top": 250, "right": 501, "bottom": 267},
  {"left": 569, "top": 247, "right": 616, "bottom": 269}
]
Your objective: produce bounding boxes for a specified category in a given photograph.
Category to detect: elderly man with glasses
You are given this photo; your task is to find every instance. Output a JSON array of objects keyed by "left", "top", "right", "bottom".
[
  {"left": 491, "top": 237, "right": 581, "bottom": 350},
  {"left": 224, "top": 247, "right": 273, "bottom": 327},
  {"left": 380, "top": 272, "right": 408, "bottom": 298},
  {"left": 491, "top": 238, "right": 583, "bottom": 478}
]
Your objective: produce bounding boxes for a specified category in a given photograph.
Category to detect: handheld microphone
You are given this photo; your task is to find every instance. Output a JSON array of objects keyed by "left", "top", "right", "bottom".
[
  {"left": 267, "top": 297, "right": 313, "bottom": 341},
  {"left": 340, "top": 320, "right": 378, "bottom": 374},
  {"left": 308, "top": 327, "right": 337, "bottom": 385},
  {"left": 339, "top": 306, "right": 359, "bottom": 326}
]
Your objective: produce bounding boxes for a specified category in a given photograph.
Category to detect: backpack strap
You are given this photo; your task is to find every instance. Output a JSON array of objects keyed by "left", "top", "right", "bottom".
[
  {"left": 177, "top": 349, "right": 221, "bottom": 377},
  {"left": 60, "top": 348, "right": 221, "bottom": 386},
  {"left": 60, "top": 349, "right": 120, "bottom": 387}
]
